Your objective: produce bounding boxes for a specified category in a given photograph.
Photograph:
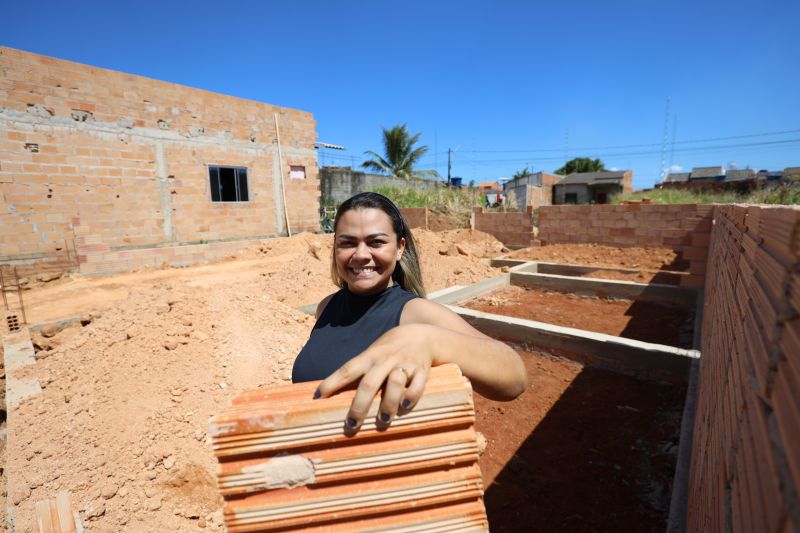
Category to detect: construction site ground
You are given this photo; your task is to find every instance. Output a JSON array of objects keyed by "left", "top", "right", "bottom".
[{"left": 2, "top": 233, "right": 691, "bottom": 532}]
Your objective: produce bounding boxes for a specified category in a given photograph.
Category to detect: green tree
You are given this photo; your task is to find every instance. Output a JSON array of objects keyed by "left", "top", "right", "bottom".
[
  {"left": 513, "top": 166, "right": 532, "bottom": 180},
  {"left": 362, "top": 124, "right": 439, "bottom": 180},
  {"left": 554, "top": 157, "right": 607, "bottom": 175}
]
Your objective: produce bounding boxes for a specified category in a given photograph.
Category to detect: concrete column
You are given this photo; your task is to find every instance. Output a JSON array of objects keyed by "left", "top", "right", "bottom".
[{"left": 154, "top": 141, "right": 175, "bottom": 242}]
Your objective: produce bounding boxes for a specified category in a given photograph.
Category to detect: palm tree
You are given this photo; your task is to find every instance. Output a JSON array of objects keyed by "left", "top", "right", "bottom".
[
  {"left": 362, "top": 125, "right": 439, "bottom": 180},
  {"left": 555, "top": 157, "right": 607, "bottom": 175}
]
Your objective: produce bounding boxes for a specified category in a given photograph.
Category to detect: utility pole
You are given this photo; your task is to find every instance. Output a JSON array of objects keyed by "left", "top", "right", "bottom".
[
  {"left": 447, "top": 148, "right": 452, "bottom": 186},
  {"left": 659, "top": 97, "right": 671, "bottom": 182}
]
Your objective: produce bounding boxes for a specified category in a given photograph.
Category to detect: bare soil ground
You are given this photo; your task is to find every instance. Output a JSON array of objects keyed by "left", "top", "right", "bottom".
[
  {"left": 4, "top": 235, "right": 687, "bottom": 531},
  {"left": 506, "top": 243, "right": 689, "bottom": 272},
  {"left": 476, "top": 348, "right": 685, "bottom": 532},
  {"left": 462, "top": 286, "right": 695, "bottom": 348}
]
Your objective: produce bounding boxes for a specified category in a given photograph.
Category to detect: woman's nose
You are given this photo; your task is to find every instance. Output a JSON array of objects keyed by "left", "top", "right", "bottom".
[{"left": 352, "top": 242, "right": 371, "bottom": 260}]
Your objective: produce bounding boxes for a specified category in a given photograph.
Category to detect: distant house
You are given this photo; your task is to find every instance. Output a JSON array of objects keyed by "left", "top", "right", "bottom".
[
  {"left": 552, "top": 170, "right": 633, "bottom": 205},
  {"left": 665, "top": 172, "right": 691, "bottom": 183},
  {"left": 476, "top": 181, "right": 502, "bottom": 193},
  {"left": 758, "top": 169, "right": 784, "bottom": 181},
  {"left": 726, "top": 169, "right": 757, "bottom": 182},
  {"left": 784, "top": 167, "right": 800, "bottom": 180},
  {"left": 503, "top": 171, "right": 561, "bottom": 211},
  {"left": 689, "top": 166, "right": 726, "bottom": 182}
]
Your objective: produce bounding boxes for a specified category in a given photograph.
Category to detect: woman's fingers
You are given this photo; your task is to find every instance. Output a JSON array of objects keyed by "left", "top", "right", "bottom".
[
  {"left": 344, "top": 361, "right": 396, "bottom": 432},
  {"left": 377, "top": 367, "right": 411, "bottom": 425},
  {"left": 400, "top": 365, "right": 429, "bottom": 412},
  {"left": 315, "top": 355, "right": 370, "bottom": 399}
]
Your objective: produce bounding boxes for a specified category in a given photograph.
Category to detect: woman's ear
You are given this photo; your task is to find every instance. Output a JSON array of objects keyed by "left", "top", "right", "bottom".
[{"left": 397, "top": 237, "right": 406, "bottom": 260}]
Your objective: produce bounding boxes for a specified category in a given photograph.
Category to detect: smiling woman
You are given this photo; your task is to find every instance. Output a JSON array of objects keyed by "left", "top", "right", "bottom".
[{"left": 292, "top": 192, "right": 528, "bottom": 432}]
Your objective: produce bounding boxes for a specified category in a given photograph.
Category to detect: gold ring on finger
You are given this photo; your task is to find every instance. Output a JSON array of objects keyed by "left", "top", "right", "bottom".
[{"left": 396, "top": 366, "right": 411, "bottom": 384}]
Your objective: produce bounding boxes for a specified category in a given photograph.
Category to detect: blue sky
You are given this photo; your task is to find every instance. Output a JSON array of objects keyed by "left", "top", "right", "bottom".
[{"left": 3, "top": 0, "right": 799, "bottom": 189}]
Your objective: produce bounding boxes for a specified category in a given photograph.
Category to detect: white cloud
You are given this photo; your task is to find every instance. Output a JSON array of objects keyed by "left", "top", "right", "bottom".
[
  {"left": 609, "top": 166, "right": 619, "bottom": 171},
  {"left": 669, "top": 165, "right": 684, "bottom": 172}
]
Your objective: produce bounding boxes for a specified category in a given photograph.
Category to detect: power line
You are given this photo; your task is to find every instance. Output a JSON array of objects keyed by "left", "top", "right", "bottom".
[{"left": 457, "top": 128, "right": 800, "bottom": 154}]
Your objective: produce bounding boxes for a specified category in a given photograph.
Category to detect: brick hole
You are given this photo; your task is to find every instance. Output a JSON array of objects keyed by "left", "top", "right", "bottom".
[{"left": 6, "top": 314, "right": 20, "bottom": 332}]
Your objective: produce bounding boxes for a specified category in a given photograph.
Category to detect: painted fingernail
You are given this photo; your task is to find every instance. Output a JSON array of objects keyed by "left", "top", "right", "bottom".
[
  {"left": 401, "top": 399, "right": 411, "bottom": 409},
  {"left": 380, "top": 412, "right": 390, "bottom": 423},
  {"left": 313, "top": 389, "right": 321, "bottom": 399},
  {"left": 346, "top": 417, "right": 358, "bottom": 428}
]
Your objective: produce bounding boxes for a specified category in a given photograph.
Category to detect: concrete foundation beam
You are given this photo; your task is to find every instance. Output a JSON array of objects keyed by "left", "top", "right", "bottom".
[
  {"left": 510, "top": 271, "right": 698, "bottom": 306},
  {"left": 4, "top": 328, "right": 43, "bottom": 410},
  {"left": 449, "top": 305, "right": 699, "bottom": 383}
]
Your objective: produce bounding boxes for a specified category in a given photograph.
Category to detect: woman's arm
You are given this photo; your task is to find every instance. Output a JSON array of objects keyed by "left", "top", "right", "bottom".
[
  {"left": 314, "top": 297, "right": 527, "bottom": 432},
  {"left": 401, "top": 298, "right": 528, "bottom": 399}
]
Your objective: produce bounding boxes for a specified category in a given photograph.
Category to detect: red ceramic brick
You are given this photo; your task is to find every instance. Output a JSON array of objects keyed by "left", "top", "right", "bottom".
[{"left": 210, "top": 364, "right": 488, "bottom": 532}]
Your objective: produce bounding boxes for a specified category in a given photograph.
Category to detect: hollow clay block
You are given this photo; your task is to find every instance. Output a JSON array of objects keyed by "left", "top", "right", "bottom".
[{"left": 209, "top": 363, "right": 489, "bottom": 532}]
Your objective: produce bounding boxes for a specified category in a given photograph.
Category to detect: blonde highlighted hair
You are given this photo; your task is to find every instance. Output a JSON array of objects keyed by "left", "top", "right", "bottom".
[{"left": 330, "top": 192, "right": 426, "bottom": 298}]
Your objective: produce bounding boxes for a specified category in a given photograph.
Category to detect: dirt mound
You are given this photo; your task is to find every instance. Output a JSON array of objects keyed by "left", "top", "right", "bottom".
[
  {"left": 9, "top": 282, "right": 313, "bottom": 532},
  {"left": 505, "top": 243, "right": 684, "bottom": 271},
  {"left": 231, "top": 228, "right": 506, "bottom": 302}
]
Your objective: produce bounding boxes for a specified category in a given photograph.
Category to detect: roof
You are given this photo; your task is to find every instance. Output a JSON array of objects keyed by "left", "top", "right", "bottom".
[
  {"left": 556, "top": 170, "right": 628, "bottom": 186},
  {"left": 665, "top": 172, "right": 690, "bottom": 183},
  {"left": 690, "top": 166, "right": 725, "bottom": 179},
  {"left": 726, "top": 169, "right": 756, "bottom": 181},
  {"left": 477, "top": 181, "right": 501, "bottom": 189}
]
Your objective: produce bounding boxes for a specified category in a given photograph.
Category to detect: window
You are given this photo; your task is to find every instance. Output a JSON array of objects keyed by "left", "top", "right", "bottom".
[
  {"left": 565, "top": 193, "right": 578, "bottom": 204},
  {"left": 289, "top": 165, "right": 306, "bottom": 179},
  {"left": 209, "top": 166, "right": 248, "bottom": 202}
]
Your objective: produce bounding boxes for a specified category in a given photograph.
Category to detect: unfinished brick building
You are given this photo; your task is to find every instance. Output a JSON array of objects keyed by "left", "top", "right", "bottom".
[{"left": 0, "top": 46, "right": 320, "bottom": 274}]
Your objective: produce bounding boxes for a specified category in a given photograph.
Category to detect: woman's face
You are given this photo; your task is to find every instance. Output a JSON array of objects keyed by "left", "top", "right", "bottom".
[{"left": 334, "top": 207, "right": 405, "bottom": 295}]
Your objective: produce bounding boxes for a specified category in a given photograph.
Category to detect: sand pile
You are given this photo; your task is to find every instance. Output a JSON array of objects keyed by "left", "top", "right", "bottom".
[
  {"left": 9, "top": 282, "right": 313, "bottom": 532},
  {"left": 234, "top": 229, "right": 505, "bottom": 303}
]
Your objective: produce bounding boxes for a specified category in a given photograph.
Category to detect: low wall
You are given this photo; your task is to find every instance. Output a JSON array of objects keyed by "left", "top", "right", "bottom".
[
  {"left": 537, "top": 204, "right": 713, "bottom": 288},
  {"left": 472, "top": 207, "right": 535, "bottom": 249},
  {"left": 687, "top": 205, "right": 800, "bottom": 532},
  {"left": 75, "top": 228, "right": 264, "bottom": 275},
  {"left": 399, "top": 208, "right": 428, "bottom": 229},
  {"left": 319, "top": 167, "right": 441, "bottom": 206}
]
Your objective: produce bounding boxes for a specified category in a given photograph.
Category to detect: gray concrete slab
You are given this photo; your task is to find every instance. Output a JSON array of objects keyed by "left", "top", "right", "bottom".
[
  {"left": 510, "top": 271, "right": 698, "bottom": 306},
  {"left": 427, "top": 274, "right": 510, "bottom": 306},
  {"left": 6, "top": 375, "right": 42, "bottom": 411},
  {"left": 448, "top": 305, "right": 699, "bottom": 383},
  {"left": 3, "top": 330, "right": 36, "bottom": 372},
  {"left": 489, "top": 258, "right": 528, "bottom": 268}
]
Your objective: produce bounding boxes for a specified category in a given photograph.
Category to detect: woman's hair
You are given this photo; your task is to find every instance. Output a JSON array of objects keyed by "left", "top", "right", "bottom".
[{"left": 330, "top": 192, "right": 426, "bottom": 298}]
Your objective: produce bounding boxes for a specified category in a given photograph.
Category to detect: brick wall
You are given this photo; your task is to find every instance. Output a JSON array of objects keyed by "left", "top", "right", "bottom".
[
  {"left": 0, "top": 46, "right": 320, "bottom": 267},
  {"left": 399, "top": 207, "right": 428, "bottom": 229},
  {"left": 538, "top": 204, "right": 713, "bottom": 288},
  {"left": 687, "top": 205, "right": 800, "bottom": 532},
  {"left": 473, "top": 206, "right": 534, "bottom": 249}
]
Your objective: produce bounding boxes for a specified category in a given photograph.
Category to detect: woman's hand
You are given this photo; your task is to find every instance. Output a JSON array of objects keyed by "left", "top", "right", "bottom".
[{"left": 314, "top": 323, "right": 439, "bottom": 432}]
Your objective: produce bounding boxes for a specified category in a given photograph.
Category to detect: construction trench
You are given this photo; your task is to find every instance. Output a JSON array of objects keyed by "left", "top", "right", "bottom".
[{"left": 1, "top": 203, "right": 799, "bottom": 532}]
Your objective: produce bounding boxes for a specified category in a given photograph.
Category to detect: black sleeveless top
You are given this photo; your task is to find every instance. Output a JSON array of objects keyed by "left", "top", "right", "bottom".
[{"left": 292, "top": 284, "right": 417, "bottom": 383}]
